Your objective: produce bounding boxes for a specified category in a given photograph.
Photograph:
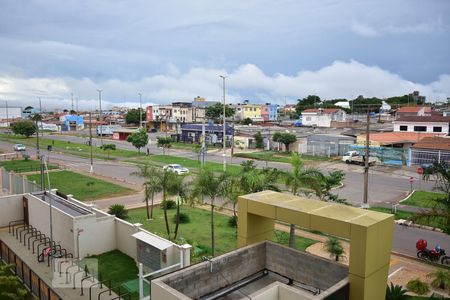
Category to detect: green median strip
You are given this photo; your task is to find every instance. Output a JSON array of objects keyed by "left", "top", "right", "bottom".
[{"left": 401, "top": 190, "right": 447, "bottom": 209}]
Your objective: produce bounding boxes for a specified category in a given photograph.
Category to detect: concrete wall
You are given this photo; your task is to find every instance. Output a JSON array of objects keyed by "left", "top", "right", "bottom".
[
  {"left": 151, "top": 281, "right": 191, "bottom": 300},
  {"left": 266, "top": 241, "right": 347, "bottom": 291},
  {"left": 74, "top": 214, "right": 116, "bottom": 258},
  {"left": 26, "top": 194, "right": 76, "bottom": 255},
  {"left": 160, "top": 242, "right": 266, "bottom": 299},
  {"left": 0, "top": 194, "right": 24, "bottom": 227},
  {"left": 393, "top": 121, "right": 449, "bottom": 134},
  {"left": 115, "top": 218, "right": 139, "bottom": 260}
]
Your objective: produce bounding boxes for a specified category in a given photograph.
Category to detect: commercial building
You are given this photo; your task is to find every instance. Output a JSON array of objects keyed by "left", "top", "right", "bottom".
[
  {"left": 393, "top": 116, "right": 450, "bottom": 134},
  {"left": 59, "top": 114, "right": 84, "bottom": 131},
  {"left": 180, "top": 123, "right": 233, "bottom": 145}
]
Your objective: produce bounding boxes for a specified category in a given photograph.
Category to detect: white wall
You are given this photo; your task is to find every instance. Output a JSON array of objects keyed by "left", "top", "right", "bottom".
[
  {"left": 74, "top": 214, "right": 116, "bottom": 258},
  {"left": 393, "top": 121, "right": 449, "bottom": 134},
  {"left": 0, "top": 194, "right": 23, "bottom": 227},
  {"left": 115, "top": 218, "right": 139, "bottom": 260},
  {"left": 26, "top": 194, "right": 76, "bottom": 255}
]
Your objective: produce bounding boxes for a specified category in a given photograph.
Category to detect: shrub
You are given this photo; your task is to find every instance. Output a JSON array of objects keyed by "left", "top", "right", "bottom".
[
  {"left": 161, "top": 199, "right": 176, "bottom": 209},
  {"left": 228, "top": 215, "right": 238, "bottom": 227},
  {"left": 406, "top": 278, "right": 429, "bottom": 295},
  {"left": 173, "top": 212, "right": 190, "bottom": 224},
  {"left": 108, "top": 204, "right": 128, "bottom": 219},
  {"left": 385, "top": 282, "right": 407, "bottom": 300}
]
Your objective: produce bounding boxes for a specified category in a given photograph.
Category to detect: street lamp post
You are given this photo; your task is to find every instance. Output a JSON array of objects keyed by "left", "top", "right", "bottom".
[
  {"left": 138, "top": 93, "right": 142, "bottom": 129},
  {"left": 219, "top": 75, "right": 227, "bottom": 172},
  {"left": 97, "top": 89, "right": 103, "bottom": 145}
]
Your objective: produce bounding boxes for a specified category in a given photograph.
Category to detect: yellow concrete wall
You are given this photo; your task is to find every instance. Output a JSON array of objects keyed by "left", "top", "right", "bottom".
[{"left": 237, "top": 191, "right": 394, "bottom": 300}]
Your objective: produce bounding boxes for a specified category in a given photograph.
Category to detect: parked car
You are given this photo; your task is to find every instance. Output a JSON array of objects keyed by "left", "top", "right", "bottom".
[
  {"left": 13, "top": 144, "right": 26, "bottom": 151},
  {"left": 163, "top": 164, "right": 189, "bottom": 175},
  {"left": 342, "top": 151, "right": 378, "bottom": 166}
]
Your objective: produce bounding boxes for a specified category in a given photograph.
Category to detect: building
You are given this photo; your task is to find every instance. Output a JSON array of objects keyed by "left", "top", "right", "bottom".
[
  {"left": 172, "top": 102, "right": 193, "bottom": 123},
  {"left": 410, "top": 90, "right": 426, "bottom": 104},
  {"left": 410, "top": 136, "right": 450, "bottom": 166},
  {"left": 233, "top": 102, "right": 263, "bottom": 121},
  {"left": 112, "top": 127, "right": 139, "bottom": 140},
  {"left": 393, "top": 116, "right": 450, "bottom": 134},
  {"left": 301, "top": 108, "right": 346, "bottom": 127},
  {"left": 59, "top": 114, "right": 84, "bottom": 131},
  {"left": 395, "top": 106, "right": 431, "bottom": 119},
  {"left": 0, "top": 106, "right": 22, "bottom": 122},
  {"left": 300, "top": 134, "right": 356, "bottom": 157},
  {"left": 180, "top": 123, "right": 233, "bottom": 145},
  {"left": 191, "top": 99, "right": 219, "bottom": 123},
  {"left": 261, "top": 103, "right": 278, "bottom": 121}
]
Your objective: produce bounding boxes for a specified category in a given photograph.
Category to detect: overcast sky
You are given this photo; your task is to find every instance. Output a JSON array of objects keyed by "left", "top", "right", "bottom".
[{"left": 0, "top": 0, "right": 449, "bottom": 109}]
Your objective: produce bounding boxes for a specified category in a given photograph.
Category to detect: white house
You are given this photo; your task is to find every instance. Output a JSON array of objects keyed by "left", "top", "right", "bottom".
[
  {"left": 393, "top": 116, "right": 450, "bottom": 134},
  {"left": 301, "top": 108, "right": 346, "bottom": 127}
]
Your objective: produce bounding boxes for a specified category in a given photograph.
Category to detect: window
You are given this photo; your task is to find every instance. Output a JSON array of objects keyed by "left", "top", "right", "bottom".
[
  {"left": 306, "top": 117, "right": 311, "bottom": 121},
  {"left": 414, "top": 126, "right": 427, "bottom": 132},
  {"left": 399, "top": 125, "right": 408, "bottom": 131},
  {"left": 433, "top": 126, "right": 442, "bottom": 132}
]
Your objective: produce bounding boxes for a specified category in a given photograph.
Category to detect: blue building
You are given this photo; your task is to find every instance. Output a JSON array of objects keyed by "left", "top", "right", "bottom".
[
  {"left": 60, "top": 115, "right": 84, "bottom": 131},
  {"left": 181, "top": 123, "right": 234, "bottom": 146},
  {"left": 261, "top": 103, "right": 278, "bottom": 121}
]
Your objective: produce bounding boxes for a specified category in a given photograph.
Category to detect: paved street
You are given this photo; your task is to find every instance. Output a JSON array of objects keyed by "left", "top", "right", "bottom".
[{"left": 1, "top": 136, "right": 448, "bottom": 258}]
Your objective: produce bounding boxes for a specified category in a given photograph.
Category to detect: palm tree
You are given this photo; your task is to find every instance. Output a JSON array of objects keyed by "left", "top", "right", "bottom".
[
  {"left": 192, "top": 168, "right": 229, "bottom": 257},
  {"left": 285, "top": 153, "right": 323, "bottom": 247},
  {"left": 173, "top": 178, "right": 189, "bottom": 240},
  {"left": 130, "top": 164, "right": 162, "bottom": 220},
  {"left": 160, "top": 170, "right": 179, "bottom": 239},
  {"left": 415, "top": 161, "right": 450, "bottom": 233},
  {"left": 385, "top": 282, "right": 408, "bottom": 300},
  {"left": 427, "top": 270, "right": 450, "bottom": 290},
  {"left": 324, "top": 237, "right": 344, "bottom": 261}
]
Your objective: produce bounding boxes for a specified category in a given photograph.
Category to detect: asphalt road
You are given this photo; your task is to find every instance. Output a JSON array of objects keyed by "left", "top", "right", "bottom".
[{"left": 38, "top": 133, "right": 435, "bottom": 206}]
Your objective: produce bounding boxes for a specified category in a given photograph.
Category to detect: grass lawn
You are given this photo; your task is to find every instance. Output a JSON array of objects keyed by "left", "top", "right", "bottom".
[
  {"left": 0, "top": 133, "right": 143, "bottom": 159},
  {"left": 234, "top": 151, "right": 333, "bottom": 164},
  {"left": 126, "top": 206, "right": 317, "bottom": 259},
  {"left": 84, "top": 250, "right": 138, "bottom": 298},
  {"left": 402, "top": 191, "right": 447, "bottom": 209},
  {"left": 369, "top": 207, "right": 446, "bottom": 231},
  {"left": 27, "top": 170, "right": 133, "bottom": 201},
  {"left": 0, "top": 159, "right": 58, "bottom": 173},
  {"left": 140, "top": 154, "right": 243, "bottom": 175}
]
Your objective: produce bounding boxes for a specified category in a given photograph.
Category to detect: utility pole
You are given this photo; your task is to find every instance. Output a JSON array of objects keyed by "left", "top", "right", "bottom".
[
  {"left": 363, "top": 106, "right": 371, "bottom": 208},
  {"left": 35, "top": 116, "right": 45, "bottom": 191},
  {"left": 201, "top": 118, "right": 206, "bottom": 167},
  {"left": 76, "top": 97, "right": 79, "bottom": 113},
  {"left": 5, "top": 101, "right": 8, "bottom": 127},
  {"left": 138, "top": 93, "right": 142, "bottom": 129},
  {"left": 71, "top": 93, "right": 74, "bottom": 111},
  {"left": 89, "top": 112, "right": 94, "bottom": 173},
  {"left": 220, "top": 75, "right": 227, "bottom": 172},
  {"left": 97, "top": 89, "right": 103, "bottom": 145},
  {"left": 38, "top": 98, "right": 43, "bottom": 137}
]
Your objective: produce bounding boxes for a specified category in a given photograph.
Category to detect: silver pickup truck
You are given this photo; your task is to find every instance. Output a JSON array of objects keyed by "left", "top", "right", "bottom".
[{"left": 342, "top": 151, "right": 378, "bottom": 166}]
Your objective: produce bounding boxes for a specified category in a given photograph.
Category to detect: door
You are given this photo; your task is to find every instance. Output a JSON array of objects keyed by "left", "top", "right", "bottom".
[{"left": 22, "top": 197, "right": 29, "bottom": 225}]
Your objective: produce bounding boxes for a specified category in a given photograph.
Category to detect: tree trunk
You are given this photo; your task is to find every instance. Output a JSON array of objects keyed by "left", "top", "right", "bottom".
[
  {"left": 288, "top": 224, "right": 295, "bottom": 248},
  {"left": 211, "top": 198, "right": 215, "bottom": 257},
  {"left": 150, "top": 191, "right": 154, "bottom": 219},
  {"left": 163, "top": 190, "right": 171, "bottom": 239},
  {"left": 233, "top": 202, "right": 237, "bottom": 217},
  {"left": 285, "top": 143, "right": 290, "bottom": 152},
  {"left": 145, "top": 185, "right": 149, "bottom": 220},
  {"left": 174, "top": 197, "right": 181, "bottom": 240},
  {"left": 335, "top": 255, "right": 339, "bottom": 262}
]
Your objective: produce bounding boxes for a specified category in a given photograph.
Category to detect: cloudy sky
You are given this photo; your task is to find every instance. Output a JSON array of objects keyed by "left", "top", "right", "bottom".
[{"left": 0, "top": 0, "right": 449, "bottom": 110}]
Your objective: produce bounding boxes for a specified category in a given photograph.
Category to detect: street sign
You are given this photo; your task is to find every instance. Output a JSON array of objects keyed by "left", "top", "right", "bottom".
[
  {"left": 417, "top": 166, "right": 424, "bottom": 175},
  {"left": 409, "top": 177, "right": 414, "bottom": 183}
]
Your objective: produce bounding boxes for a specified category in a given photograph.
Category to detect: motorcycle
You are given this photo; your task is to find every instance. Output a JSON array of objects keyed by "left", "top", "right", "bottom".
[{"left": 416, "top": 239, "right": 449, "bottom": 264}]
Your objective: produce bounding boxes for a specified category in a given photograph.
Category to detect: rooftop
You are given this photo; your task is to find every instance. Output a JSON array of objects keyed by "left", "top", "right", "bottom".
[
  {"left": 411, "top": 136, "right": 450, "bottom": 151},
  {"left": 302, "top": 108, "right": 341, "bottom": 114},
  {"left": 359, "top": 132, "right": 445, "bottom": 145},
  {"left": 31, "top": 192, "right": 93, "bottom": 217},
  {"left": 395, "top": 115, "right": 450, "bottom": 123},
  {"left": 396, "top": 106, "right": 431, "bottom": 113}
]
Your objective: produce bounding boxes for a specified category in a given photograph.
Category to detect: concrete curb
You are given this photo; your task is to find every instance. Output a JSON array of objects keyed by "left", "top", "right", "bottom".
[{"left": 391, "top": 251, "right": 450, "bottom": 270}]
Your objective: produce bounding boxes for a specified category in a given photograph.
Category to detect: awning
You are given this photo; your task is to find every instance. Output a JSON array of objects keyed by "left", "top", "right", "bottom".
[{"left": 132, "top": 231, "right": 173, "bottom": 250}]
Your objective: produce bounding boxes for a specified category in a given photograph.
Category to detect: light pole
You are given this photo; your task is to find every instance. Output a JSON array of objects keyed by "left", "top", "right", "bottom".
[
  {"left": 97, "top": 89, "right": 103, "bottom": 145},
  {"left": 138, "top": 93, "right": 142, "bottom": 129},
  {"left": 220, "top": 75, "right": 227, "bottom": 172}
]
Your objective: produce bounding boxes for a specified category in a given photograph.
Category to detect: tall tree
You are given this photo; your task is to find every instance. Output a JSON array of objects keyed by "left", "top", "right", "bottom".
[
  {"left": 192, "top": 168, "right": 229, "bottom": 256},
  {"left": 285, "top": 153, "right": 323, "bottom": 248},
  {"left": 126, "top": 129, "right": 149, "bottom": 153},
  {"left": 205, "top": 103, "right": 235, "bottom": 123},
  {"left": 11, "top": 120, "right": 36, "bottom": 137},
  {"left": 160, "top": 170, "right": 180, "bottom": 239},
  {"left": 100, "top": 143, "right": 116, "bottom": 159},
  {"left": 156, "top": 136, "right": 172, "bottom": 155},
  {"left": 415, "top": 161, "right": 450, "bottom": 233},
  {"left": 272, "top": 132, "right": 297, "bottom": 151},
  {"left": 131, "top": 165, "right": 162, "bottom": 220},
  {"left": 253, "top": 131, "right": 264, "bottom": 149},
  {"left": 125, "top": 108, "right": 145, "bottom": 125}
]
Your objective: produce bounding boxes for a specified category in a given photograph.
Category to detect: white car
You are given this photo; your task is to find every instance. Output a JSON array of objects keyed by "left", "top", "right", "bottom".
[
  {"left": 163, "top": 164, "right": 189, "bottom": 175},
  {"left": 13, "top": 144, "right": 26, "bottom": 151}
]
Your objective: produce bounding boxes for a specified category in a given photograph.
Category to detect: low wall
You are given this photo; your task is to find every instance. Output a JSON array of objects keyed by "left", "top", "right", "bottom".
[
  {"left": 115, "top": 218, "right": 139, "bottom": 260},
  {"left": 74, "top": 214, "right": 116, "bottom": 258},
  {"left": 0, "top": 194, "right": 24, "bottom": 227}
]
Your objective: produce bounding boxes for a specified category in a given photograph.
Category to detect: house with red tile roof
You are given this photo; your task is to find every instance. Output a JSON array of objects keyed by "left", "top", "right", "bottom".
[
  {"left": 395, "top": 106, "right": 431, "bottom": 119},
  {"left": 411, "top": 136, "right": 450, "bottom": 165}
]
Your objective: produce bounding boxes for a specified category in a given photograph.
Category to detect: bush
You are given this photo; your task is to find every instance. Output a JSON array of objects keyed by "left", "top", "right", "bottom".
[
  {"left": 228, "top": 216, "right": 237, "bottom": 227},
  {"left": 161, "top": 199, "right": 176, "bottom": 209},
  {"left": 108, "top": 204, "right": 128, "bottom": 219},
  {"left": 172, "top": 212, "right": 190, "bottom": 224},
  {"left": 406, "top": 278, "right": 429, "bottom": 295}
]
